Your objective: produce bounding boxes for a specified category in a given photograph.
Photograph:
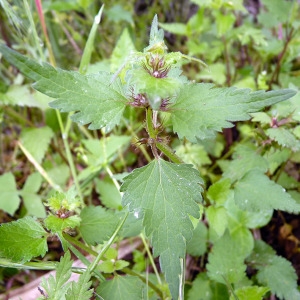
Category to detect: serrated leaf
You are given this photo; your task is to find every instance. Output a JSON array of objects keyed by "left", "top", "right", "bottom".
[
  {"left": 264, "top": 147, "right": 291, "bottom": 174},
  {"left": 0, "top": 172, "right": 20, "bottom": 215},
  {"left": 250, "top": 112, "right": 272, "bottom": 124},
  {"left": 186, "top": 221, "right": 208, "bottom": 257},
  {"left": 207, "top": 231, "right": 247, "bottom": 284},
  {"left": 0, "top": 216, "right": 47, "bottom": 263},
  {"left": 79, "top": 135, "right": 131, "bottom": 181},
  {"left": 44, "top": 215, "right": 81, "bottom": 233},
  {"left": 111, "top": 28, "right": 136, "bottom": 73},
  {"left": 231, "top": 286, "right": 270, "bottom": 300},
  {"left": 40, "top": 251, "right": 73, "bottom": 300},
  {"left": 187, "top": 273, "right": 229, "bottom": 300},
  {"left": 266, "top": 127, "right": 300, "bottom": 152},
  {"left": 225, "top": 197, "right": 272, "bottom": 229},
  {"left": 248, "top": 240, "right": 300, "bottom": 300},
  {"left": 66, "top": 269, "right": 93, "bottom": 300},
  {"left": 169, "top": 83, "right": 296, "bottom": 141},
  {"left": 46, "top": 189, "right": 81, "bottom": 213},
  {"left": 234, "top": 170, "right": 300, "bottom": 213},
  {"left": 223, "top": 144, "right": 269, "bottom": 182},
  {"left": 79, "top": 206, "right": 121, "bottom": 245},
  {"left": 175, "top": 142, "right": 211, "bottom": 168},
  {"left": 95, "top": 178, "right": 122, "bottom": 209},
  {"left": 258, "top": 258, "right": 300, "bottom": 300},
  {"left": 121, "top": 159, "right": 203, "bottom": 299},
  {"left": 96, "top": 275, "right": 144, "bottom": 300},
  {"left": 0, "top": 45, "right": 127, "bottom": 131},
  {"left": 20, "top": 126, "right": 54, "bottom": 164}
]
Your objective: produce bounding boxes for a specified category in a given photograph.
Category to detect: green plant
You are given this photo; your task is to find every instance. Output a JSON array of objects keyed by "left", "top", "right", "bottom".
[{"left": 0, "top": 5, "right": 300, "bottom": 300}]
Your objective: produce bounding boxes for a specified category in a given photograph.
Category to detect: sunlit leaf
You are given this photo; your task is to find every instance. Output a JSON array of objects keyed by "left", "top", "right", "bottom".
[{"left": 0, "top": 217, "right": 47, "bottom": 263}]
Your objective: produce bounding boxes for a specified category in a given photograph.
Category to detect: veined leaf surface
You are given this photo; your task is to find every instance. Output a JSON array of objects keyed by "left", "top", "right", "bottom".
[
  {"left": 170, "top": 83, "right": 296, "bottom": 141},
  {"left": 121, "top": 159, "right": 203, "bottom": 299},
  {"left": 0, "top": 44, "right": 127, "bottom": 130}
]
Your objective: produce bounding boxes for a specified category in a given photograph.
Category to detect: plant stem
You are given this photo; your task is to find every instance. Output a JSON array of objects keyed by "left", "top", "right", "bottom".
[
  {"left": 123, "top": 267, "right": 164, "bottom": 299},
  {"left": 140, "top": 233, "right": 162, "bottom": 285},
  {"left": 146, "top": 107, "right": 157, "bottom": 138},
  {"left": 156, "top": 142, "right": 184, "bottom": 164},
  {"left": 35, "top": 0, "right": 56, "bottom": 67},
  {"left": 88, "top": 212, "right": 129, "bottom": 274},
  {"left": 62, "top": 233, "right": 97, "bottom": 256},
  {"left": 56, "top": 111, "right": 84, "bottom": 203},
  {"left": 268, "top": 28, "right": 295, "bottom": 90},
  {"left": 122, "top": 117, "right": 152, "bottom": 163},
  {"left": 18, "top": 141, "right": 62, "bottom": 192},
  {"left": 32, "top": 0, "right": 83, "bottom": 202}
]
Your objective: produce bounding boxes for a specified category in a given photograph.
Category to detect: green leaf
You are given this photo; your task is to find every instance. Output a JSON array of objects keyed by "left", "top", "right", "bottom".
[
  {"left": 231, "top": 286, "right": 270, "bottom": 300},
  {"left": 250, "top": 112, "right": 272, "bottom": 124},
  {"left": 247, "top": 240, "right": 300, "bottom": 300},
  {"left": 99, "top": 261, "right": 115, "bottom": 273},
  {"left": 0, "top": 84, "right": 50, "bottom": 108},
  {"left": 186, "top": 222, "right": 208, "bottom": 257},
  {"left": 234, "top": 170, "right": 300, "bottom": 213},
  {"left": 121, "top": 159, "right": 203, "bottom": 299},
  {"left": 65, "top": 269, "right": 93, "bottom": 300},
  {"left": 95, "top": 178, "right": 122, "bottom": 210},
  {"left": 20, "top": 173, "right": 46, "bottom": 218},
  {"left": 264, "top": 147, "right": 292, "bottom": 174},
  {"left": 215, "top": 11, "right": 236, "bottom": 36},
  {"left": 175, "top": 142, "right": 211, "bottom": 168},
  {"left": 96, "top": 275, "right": 144, "bottom": 300},
  {"left": 79, "top": 206, "right": 121, "bottom": 245},
  {"left": 187, "top": 273, "right": 229, "bottom": 300},
  {"left": 0, "top": 172, "right": 20, "bottom": 215},
  {"left": 44, "top": 215, "right": 81, "bottom": 233},
  {"left": 222, "top": 144, "right": 269, "bottom": 182},
  {"left": 46, "top": 189, "right": 81, "bottom": 213},
  {"left": 110, "top": 28, "right": 136, "bottom": 73},
  {"left": 20, "top": 126, "right": 54, "bottom": 164},
  {"left": 207, "top": 231, "right": 247, "bottom": 284},
  {"left": 0, "top": 44, "right": 127, "bottom": 131},
  {"left": 39, "top": 251, "right": 73, "bottom": 300},
  {"left": 99, "top": 260, "right": 129, "bottom": 273},
  {"left": 225, "top": 197, "right": 272, "bottom": 229},
  {"left": 206, "top": 206, "right": 228, "bottom": 237},
  {"left": 0, "top": 216, "right": 47, "bottom": 263},
  {"left": 106, "top": 5, "right": 133, "bottom": 25},
  {"left": 266, "top": 127, "right": 300, "bottom": 152},
  {"left": 169, "top": 83, "right": 296, "bottom": 141},
  {"left": 145, "top": 14, "right": 166, "bottom": 53},
  {"left": 207, "top": 178, "right": 231, "bottom": 205},
  {"left": 158, "top": 22, "right": 187, "bottom": 35},
  {"left": 79, "top": 135, "right": 131, "bottom": 181},
  {"left": 258, "top": 0, "right": 294, "bottom": 28}
]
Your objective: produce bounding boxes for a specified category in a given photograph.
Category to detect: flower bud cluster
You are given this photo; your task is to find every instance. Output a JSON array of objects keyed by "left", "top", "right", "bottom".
[{"left": 142, "top": 54, "right": 170, "bottom": 78}]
